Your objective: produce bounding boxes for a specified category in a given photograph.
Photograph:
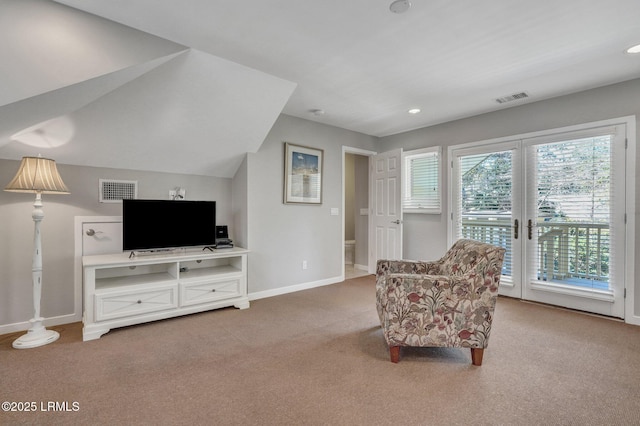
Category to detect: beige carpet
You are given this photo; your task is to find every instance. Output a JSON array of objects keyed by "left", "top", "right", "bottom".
[{"left": 2, "top": 275, "right": 640, "bottom": 425}]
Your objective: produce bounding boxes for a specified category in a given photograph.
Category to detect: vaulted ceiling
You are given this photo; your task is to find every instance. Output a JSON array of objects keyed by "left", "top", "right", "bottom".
[{"left": 1, "top": 0, "right": 640, "bottom": 177}]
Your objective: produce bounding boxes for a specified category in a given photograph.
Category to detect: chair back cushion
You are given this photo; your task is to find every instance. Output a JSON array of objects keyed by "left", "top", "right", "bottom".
[{"left": 440, "top": 239, "right": 502, "bottom": 279}]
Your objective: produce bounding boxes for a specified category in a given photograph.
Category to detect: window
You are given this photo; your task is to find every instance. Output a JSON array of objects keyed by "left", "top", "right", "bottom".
[{"left": 403, "top": 147, "right": 441, "bottom": 213}]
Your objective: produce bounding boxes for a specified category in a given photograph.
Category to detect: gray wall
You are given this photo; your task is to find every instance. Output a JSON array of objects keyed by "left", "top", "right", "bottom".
[
  {"left": 0, "top": 159, "right": 231, "bottom": 330},
  {"left": 232, "top": 155, "right": 249, "bottom": 248},
  {"left": 378, "top": 77, "right": 640, "bottom": 318},
  {"left": 245, "top": 114, "right": 377, "bottom": 296}
]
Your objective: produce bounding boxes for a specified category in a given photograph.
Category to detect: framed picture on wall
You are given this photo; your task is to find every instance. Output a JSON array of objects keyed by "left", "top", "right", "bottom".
[{"left": 284, "top": 142, "right": 323, "bottom": 204}]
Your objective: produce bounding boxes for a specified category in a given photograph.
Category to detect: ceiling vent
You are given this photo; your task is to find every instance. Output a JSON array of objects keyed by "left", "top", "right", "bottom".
[
  {"left": 495, "top": 92, "right": 530, "bottom": 104},
  {"left": 99, "top": 179, "right": 138, "bottom": 203}
]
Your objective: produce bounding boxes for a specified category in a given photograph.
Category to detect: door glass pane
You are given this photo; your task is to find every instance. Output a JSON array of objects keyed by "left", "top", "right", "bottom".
[
  {"left": 533, "top": 136, "right": 611, "bottom": 290},
  {"left": 459, "top": 151, "right": 513, "bottom": 277}
]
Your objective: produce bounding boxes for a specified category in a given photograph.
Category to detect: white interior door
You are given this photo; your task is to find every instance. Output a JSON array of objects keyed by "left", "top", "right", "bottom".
[{"left": 369, "top": 149, "right": 403, "bottom": 273}]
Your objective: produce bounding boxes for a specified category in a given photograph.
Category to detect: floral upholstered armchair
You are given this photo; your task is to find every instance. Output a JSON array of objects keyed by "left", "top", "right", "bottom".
[{"left": 375, "top": 239, "right": 506, "bottom": 366}]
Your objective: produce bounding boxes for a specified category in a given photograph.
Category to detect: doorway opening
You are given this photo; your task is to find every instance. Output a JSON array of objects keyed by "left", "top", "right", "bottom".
[{"left": 343, "top": 147, "right": 375, "bottom": 280}]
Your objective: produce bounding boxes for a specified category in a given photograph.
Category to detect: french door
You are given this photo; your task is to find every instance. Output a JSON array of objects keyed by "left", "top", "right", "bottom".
[
  {"left": 451, "top": 141, "right": 523, "bottom": 299},
  {"left": 451, "top": 123, "right": 627, "bottom": 318}
]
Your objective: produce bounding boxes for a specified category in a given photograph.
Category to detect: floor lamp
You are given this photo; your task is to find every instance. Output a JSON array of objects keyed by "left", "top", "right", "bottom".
[{"left": 4, "top": 156, "right": 69, "bottom": 349}]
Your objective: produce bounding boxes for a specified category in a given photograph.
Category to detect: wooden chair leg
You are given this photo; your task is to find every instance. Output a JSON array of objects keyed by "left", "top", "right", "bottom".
[
  {"left": 390, "top": 346, "right": 401, "bottom": 363},
  {"left": 470, "top": 348, "right": 484, "bottom": 366}
]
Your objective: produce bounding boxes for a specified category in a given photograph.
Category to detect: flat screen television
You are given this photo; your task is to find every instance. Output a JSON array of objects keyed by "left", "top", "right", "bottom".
[{"left": 123, "top": 199, "right": 216, "bottom": 252}]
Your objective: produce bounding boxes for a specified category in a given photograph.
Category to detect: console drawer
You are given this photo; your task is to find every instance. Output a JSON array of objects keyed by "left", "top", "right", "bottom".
[
  {"left": 180, "top": 277, "right": 241, "bottom": 307},
  {"left": 95, "top": 284, "right": 178, "bottom": 321}
]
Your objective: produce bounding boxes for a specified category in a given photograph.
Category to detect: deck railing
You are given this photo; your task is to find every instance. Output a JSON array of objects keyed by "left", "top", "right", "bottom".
[
  {"left": 461, "top": 217, "right": 609, "bottom": 283},
  {"left": 537, "top": 221, "right": 609, "bottom": 282}
]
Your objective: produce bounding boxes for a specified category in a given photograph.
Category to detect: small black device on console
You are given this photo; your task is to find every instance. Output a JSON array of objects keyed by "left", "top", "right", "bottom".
[{"left": 215, "top": 225, "right": 233, "bottom": 248}]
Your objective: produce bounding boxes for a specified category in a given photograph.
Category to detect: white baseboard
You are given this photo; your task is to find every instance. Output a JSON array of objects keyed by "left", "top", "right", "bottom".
[
  {"left": 626, "top": 313, "right": 640, "bottom": 326},
  {"left": 353, "top": 263, "right": 368, "bottom": 271},
  {"left": 0, "top": 313, "right": 79, "bottom": 336},
  {"left": 249, "top": 275, "right": 343, "bottom": 301}
]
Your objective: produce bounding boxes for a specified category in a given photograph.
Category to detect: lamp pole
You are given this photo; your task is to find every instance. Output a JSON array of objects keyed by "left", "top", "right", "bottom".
[
  {"left": 12, "top": 191, "right": 60, "bottom": 348},
  {"left": 5, "top": 156, "right": 69, "bottom": 349}
]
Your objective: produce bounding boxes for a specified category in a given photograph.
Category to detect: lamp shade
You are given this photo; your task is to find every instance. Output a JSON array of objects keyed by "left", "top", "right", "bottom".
[{"left": 4, "top": 156, "right": 69, "bottom": 194}]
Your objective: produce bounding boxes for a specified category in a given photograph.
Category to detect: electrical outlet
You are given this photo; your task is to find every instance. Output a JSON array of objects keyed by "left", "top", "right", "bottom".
[{"left": 302, "top": 260, "right": 308, "bottom": 270}]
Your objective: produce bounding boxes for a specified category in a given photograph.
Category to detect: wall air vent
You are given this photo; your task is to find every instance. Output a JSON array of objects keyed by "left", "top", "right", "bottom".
[
  {"left": 495, "top": 92, "right": 530, "bottom": 104},
  {"left": 99, "top": 179, "right": 138, "bottom": 203}
]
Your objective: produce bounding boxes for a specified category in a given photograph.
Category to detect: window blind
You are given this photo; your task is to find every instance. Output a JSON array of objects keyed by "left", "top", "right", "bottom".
[
  {"left": 528, "top": 134, "right": 614, "bottom": 288},
  {"left": 403, "top": 147, "right": 440, "bottom": 213},
  {"left": 457, "top": 150, "right": 514, "bottom": 277}
]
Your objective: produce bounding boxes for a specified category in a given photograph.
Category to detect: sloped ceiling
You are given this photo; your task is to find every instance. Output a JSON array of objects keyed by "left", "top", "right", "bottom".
[
  {"left": 20, "top": 50, "right": 296, "bottom": 177},
  {"left": 0, "top": 0, "right": 296, "bottom": 177},
  {"left": 53, "top": 0, "right": 640, "bottom": 138}
]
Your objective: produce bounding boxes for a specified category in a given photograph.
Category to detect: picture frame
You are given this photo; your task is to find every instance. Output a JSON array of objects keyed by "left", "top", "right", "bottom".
[{"left": 284, "top": 142, "right": 323, "bottom": 204}]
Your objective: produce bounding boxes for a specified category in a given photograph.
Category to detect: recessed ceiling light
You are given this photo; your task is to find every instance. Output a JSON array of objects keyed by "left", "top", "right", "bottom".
[
  {"left": 626, "top": 43, "right": 640, "bottom": 54},
  {"left": 389, "top": 0, "right": 411, "bottom": 14},
  {"left": 309, "top": 109, "right": 325, "bottom": 116},
  {"left": 408, "top": 108, "right": 421, "bottom": 114}
]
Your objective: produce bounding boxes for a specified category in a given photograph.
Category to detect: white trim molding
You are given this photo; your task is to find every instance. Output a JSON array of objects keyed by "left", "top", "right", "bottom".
[{"left": 248, "top": 276, "right": 343, "bottom": 301}]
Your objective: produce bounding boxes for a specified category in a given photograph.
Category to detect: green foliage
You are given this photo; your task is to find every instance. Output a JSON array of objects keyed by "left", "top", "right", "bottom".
[
  {"left": 461, "top": 151, "right": 512, "bottom": 213},
  {"left": 461, "top": 137, "right": 611, "bottom": 222}
]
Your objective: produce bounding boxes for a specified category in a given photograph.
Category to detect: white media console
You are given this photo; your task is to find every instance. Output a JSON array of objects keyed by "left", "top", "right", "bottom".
[{"left": 82, "top": 247, "right": 249, "bottom": 341}]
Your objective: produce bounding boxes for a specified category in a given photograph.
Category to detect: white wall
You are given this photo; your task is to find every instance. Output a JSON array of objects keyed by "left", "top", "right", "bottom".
[
  {"left": 0, "top": 159, "right": 232, "bottom": 332},
  {"left": 378, "top": 78, "right": 640, "bottom": 319},
  {"left": 245, "top": 114, "right": 377, "bottom": 297}
]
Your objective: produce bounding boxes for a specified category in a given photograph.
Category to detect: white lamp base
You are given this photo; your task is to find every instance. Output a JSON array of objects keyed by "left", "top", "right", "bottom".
[{"left": 12, "top": 322, "right": 59, "bottom": 349}]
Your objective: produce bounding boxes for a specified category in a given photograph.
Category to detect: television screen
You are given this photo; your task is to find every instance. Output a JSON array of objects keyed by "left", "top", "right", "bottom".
[{"left": 123, "top": 199, "right": 216, "bottom": 251}]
